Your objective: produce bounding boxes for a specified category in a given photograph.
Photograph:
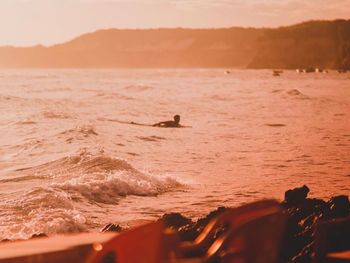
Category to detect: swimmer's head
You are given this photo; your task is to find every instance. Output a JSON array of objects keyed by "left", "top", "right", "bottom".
[{"left": 174, "top": 115, "right": 180, "bottom": 123}]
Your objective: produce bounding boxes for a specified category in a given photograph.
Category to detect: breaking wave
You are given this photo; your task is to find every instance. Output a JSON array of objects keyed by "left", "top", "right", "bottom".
[
  {"left": 0, "top": 152, "right": 182, "bottom": 239},
  {"left": 14, "top": 152, "right": 181, "bottom": 198},
  {"left": 0, "top": 187, "right": 87, "bottom": 240}
]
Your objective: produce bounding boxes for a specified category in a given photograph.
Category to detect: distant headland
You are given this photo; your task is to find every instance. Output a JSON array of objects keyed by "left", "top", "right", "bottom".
[{"left": 0, "top": 19, "right": 349, "bottom": 70}]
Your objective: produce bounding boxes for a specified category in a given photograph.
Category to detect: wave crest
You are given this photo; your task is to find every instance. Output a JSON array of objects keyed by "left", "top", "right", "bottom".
[
  {"left": 1, "top": 152, "right": 182, "bottom": 239},
  {"left": 59, "top": 125, "right": 98, "bottom": 141},
  {"left": 53, "top": 170, "right": 179, "bottom": 204},
  {"left": 123, "top": 84, "right": 153, "bottom": 92},
  {"left": 45, "top": 153, "right": 181, "bottom": 203},
  {"left": 14, "top": 152, "right": 182, "bottom": 203},
  {"left": 286, "top": 89, "right": 310, "bottom": 99},
  {"left": 1, "top": 187, "right": 86, "bottom": 240},
  {"left": 42, "top": 111, "right": 71, "bottom": 119}
]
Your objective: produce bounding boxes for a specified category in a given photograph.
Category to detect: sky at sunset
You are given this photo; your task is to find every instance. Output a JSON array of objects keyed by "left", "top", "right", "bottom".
[{"left": 1, "top": 0, "right": 350, "bottom": 46}]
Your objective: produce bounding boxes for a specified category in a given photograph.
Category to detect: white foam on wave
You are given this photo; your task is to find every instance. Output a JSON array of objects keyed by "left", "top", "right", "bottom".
[
  {"left": 58, "top": 125, "right": 98, "bottom": 142},
  {"left": 0, "top": 152, "right": 182, "bottom": 240},
  {"left": 18, "top": 152, "right": 182, "bottom": 202},
  {"left": 68, "top": 153, "right": 181, "bottom": 203},
  {"left": 0, "top": 187, "right": 87, "bottom": 240},
  {"left": 53, "top": 170, "right": 180, "bottom": 204}
]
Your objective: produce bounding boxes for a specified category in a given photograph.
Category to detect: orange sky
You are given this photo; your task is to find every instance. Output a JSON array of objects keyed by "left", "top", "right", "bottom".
[{"left": 1, "top": 0, "right": 350, "bottom": 46}]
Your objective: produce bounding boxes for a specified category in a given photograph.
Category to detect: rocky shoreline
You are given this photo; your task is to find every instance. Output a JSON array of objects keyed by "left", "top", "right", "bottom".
[
  {"left": 2, "top": 185, "right": 349, "bottom": 263},
  {"left": 155, "top": 185, "right": 350, "bottom": 263},
  {"left": 98, "top": 185, "right": 349, "bottom": 262}
]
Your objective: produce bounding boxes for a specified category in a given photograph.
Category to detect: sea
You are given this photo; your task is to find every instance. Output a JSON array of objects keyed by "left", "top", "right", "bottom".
[{"left": 0, "top": 69, "right": 349, "bottom": 240}]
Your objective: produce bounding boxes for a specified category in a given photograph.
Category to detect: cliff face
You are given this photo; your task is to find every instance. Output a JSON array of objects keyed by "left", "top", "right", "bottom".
[
  {"left": 248, "top": 20, "right": 350, "bottom": 69},
  {"left": 0, "top": 20, "right": 349, "bottom": 69}
]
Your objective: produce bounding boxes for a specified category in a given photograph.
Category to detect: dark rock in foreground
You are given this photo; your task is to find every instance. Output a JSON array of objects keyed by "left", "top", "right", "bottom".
[
  {"left": 30, "top": 233, "right": 48, "bottom": 239},
  {"left": 161, "top": 212, "right": 193, "bottom": 229},
  {"left": 280, "top": 187, "right": 350, "bottom": 263},
  {"left": 160, "top": 207, "right": 227, "bottom": 242},
  {"left": 284, "top": 185, "right": 310, "bottom": 206},
  {"left": 160, "top": 186, "right": 349, "bottom": 263},
  {"left": 100, "top": 223, "right": 123, "bottom": 233}
]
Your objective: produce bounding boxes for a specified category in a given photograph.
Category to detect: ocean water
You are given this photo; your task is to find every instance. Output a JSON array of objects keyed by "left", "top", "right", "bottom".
[{"left": 0, "top": 69, "right": 349, "bottom": 240}]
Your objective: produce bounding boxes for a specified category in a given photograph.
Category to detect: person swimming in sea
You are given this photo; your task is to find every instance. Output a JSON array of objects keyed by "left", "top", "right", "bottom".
[{"left": 153, "top": 115, "right": 181, "bottom": 127}]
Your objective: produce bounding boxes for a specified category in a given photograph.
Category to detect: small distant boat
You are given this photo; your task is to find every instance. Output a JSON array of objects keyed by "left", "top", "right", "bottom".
[
  {"left": 297, "top": 68, "right": 328, "bottom": 74},
  {"left": 296, "top": 67, "right": 316, "bottom": 73},
  {"left": 224, "top": 70, "right": 231, "bottom": 74},
  {"left": 315, "top": 68, "right": 328, "bottom": 73},
  {"left": 273, "top": 70, "right": 282, "bottom": 76},
  {"left": 304, "top": 67, "right": 316, "bottom": 73}
]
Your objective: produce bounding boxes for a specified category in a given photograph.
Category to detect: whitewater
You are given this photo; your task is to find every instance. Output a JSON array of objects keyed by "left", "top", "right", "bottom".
[{"left": 0, "top": 69, "right": 349, "bottom": 240}]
